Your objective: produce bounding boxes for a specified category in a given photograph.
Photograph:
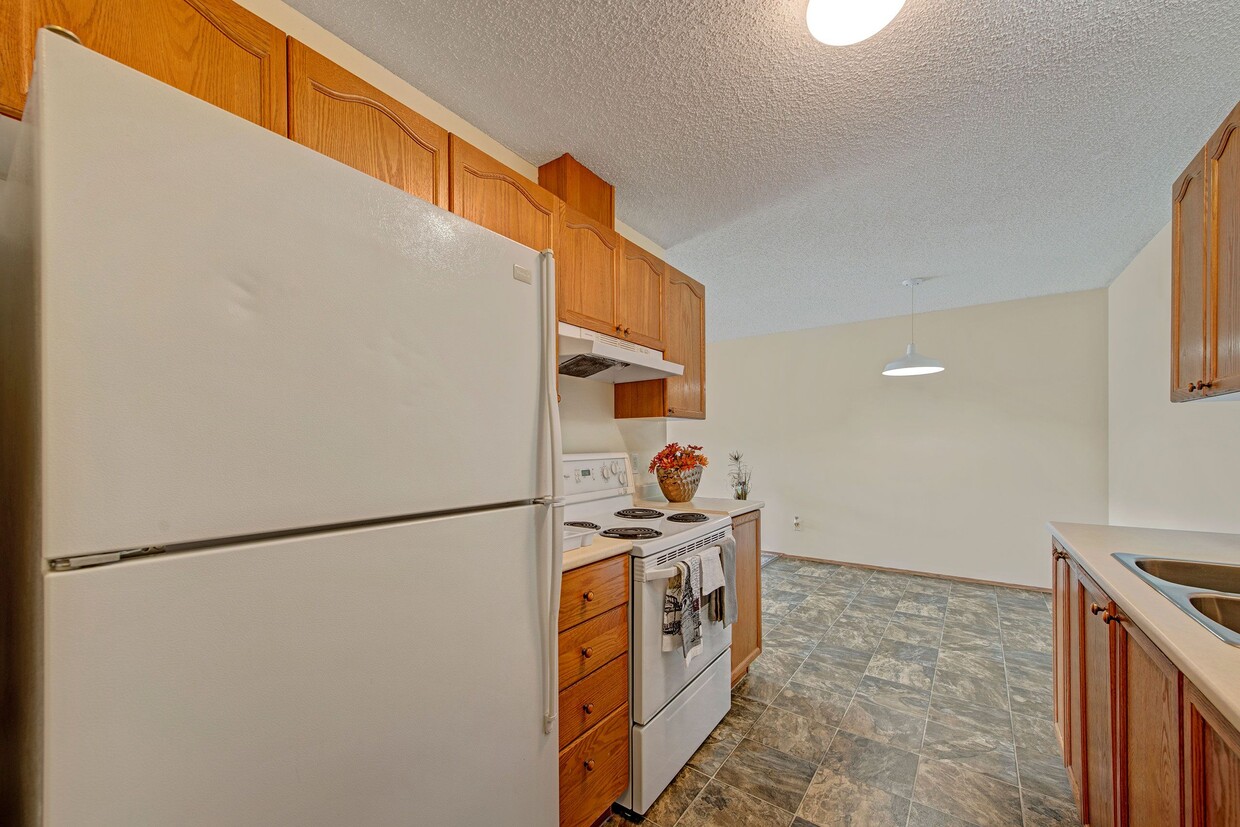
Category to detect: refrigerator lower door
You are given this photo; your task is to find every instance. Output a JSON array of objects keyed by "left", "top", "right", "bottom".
[{"left": 43, "top": 506, "right": 557, "bottom": 827}]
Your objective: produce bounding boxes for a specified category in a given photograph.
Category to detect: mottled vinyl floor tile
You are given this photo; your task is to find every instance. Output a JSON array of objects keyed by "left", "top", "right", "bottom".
[
  {"left": 838, "top": 697, "right": 927, "bottom": 752},
  {"left": 748, "top": 706, "right": 836, "bottom": 763},
  {"left": 688, "top": 730, "right": 743, "bottom": 776},
  {"left": 714, "top": 738, "right": 819, "bottom": 813},
  {"left": 1021, "top": 789, "right": 1081, "bottom": 827},
  {"left": 676, "top": 779, "right": 797, "bottom": 827},
  {"left": 771, "top": 681, "right": 852, "bottom": 727},
  {"left": 854, "top": 674, "right": 932, "bottom": 717},
  {"left": 881, "top": 614, "right": 944, "bottom": 647},
  {"left": 927, "top": 694, "right": 1014, "bottom": 744},
  {"left": 642, "top": 765, "right": 711, "bottom": 827},
  {"left": 913, "top": 756, "right": 1024, "bottom": 827},
  {"left": 1008, "top": 682, "right": 1055, "bottom": 720},
  {"left": 905, "top": 802, "right": 977, "bottom": 826},
  {"left": 797, "top": 772, "right": 912, "bottom": 827},
  {"left": 920, "top": 720, "right": 1019, "bottom": 785},
  {"left": 932, "top": 651, "right": 1011, "bottom": 710},
  {"left": 864, "top": 639, "right": 938, "bottom": 691},
  {"left": 818, "top": 730, "right": 920, "bottom": 799}
]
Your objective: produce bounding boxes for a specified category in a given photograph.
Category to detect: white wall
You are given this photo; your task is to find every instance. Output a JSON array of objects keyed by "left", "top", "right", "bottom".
[
  {"left": 558, "top": 376, "right": 666, "bottom": 497},
  {"left": 1109, "top": 223, "right": 1240, "bottom": 532},
  {"left": 668, "top": 290, "right": 1111, "bottom": 588}
]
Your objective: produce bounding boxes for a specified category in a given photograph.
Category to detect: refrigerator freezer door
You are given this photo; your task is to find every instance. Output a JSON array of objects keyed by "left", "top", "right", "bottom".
[
  {"left": 43, "top": 506, "right": 558, "bottom": 826},
  {"left": 20, "top": 36, "right": 548, "bottom": 559}
]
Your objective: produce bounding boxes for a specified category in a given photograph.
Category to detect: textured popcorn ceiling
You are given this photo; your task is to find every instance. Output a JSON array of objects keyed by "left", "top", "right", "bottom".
[{"left": 284, "top": 0, "right": 1240, "bottom": 340}]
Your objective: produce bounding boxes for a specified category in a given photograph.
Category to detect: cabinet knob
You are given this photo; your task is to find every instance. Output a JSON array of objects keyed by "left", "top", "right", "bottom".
[
  {"left": 624, "top": 327, "right": 631, "bottom": 336},
  {"left": 582, "top": 646, "right": 593, "bottom": 658},
  {"left": 1101, "top": 611, "right": 1115, "bottom": 624},
  {"left": 584, "top": 590, "right": 595, "bottom": 602},
  {"left": 584, "top": 759, "right": 596, "bottom": 772},
  {"left": 583, "top": 703, "right": 595, "bottom": 715},
  {"left": 1090, "top": 603, "right": 1102, "bottom": 615}
]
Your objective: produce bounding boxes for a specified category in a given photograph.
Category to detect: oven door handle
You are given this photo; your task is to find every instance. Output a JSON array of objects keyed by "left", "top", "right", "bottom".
[{"left": 640, "top": 565, "right": 681, "bottom": 583}]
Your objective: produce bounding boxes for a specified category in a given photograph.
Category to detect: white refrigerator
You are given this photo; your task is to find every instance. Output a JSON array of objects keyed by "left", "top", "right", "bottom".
[{"left": 0, "top": 33, "right": 563, "bottom": 826}]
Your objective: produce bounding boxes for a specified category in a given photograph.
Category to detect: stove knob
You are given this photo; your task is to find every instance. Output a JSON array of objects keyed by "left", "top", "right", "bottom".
[
  {"left": 618, "top": 471, "right": 628, "bottom": 485},
  {"left": 611, "top": 461, "right": 621, "bottom": 474},
  {"left": 600, "top": 466, "right": 610, "bottom": 479}
]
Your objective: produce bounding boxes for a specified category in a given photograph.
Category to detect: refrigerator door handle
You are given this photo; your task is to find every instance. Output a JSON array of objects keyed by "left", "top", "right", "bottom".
[{"left": 540, "top": 250, "right": 564, "bottom": 735}]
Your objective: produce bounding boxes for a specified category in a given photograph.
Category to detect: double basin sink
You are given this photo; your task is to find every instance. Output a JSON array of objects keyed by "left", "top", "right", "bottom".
[{"left": 1114, "top": 554, "right": 1240, "bottom": 646}]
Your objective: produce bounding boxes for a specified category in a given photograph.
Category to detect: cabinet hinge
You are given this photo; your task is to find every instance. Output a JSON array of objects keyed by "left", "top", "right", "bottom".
[{"left": 49, "top": 546, "right": 167, "bottom": 571}]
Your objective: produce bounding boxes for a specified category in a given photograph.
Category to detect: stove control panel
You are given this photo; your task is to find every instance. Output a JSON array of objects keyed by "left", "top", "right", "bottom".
[{"left": 561, "top": 453, "right": 634, "bottom": 498}]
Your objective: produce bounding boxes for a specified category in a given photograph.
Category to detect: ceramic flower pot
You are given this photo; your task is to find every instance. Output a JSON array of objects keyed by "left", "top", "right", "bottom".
[{"left": 656, "top": 466, "right": 703, "bottom": 503}]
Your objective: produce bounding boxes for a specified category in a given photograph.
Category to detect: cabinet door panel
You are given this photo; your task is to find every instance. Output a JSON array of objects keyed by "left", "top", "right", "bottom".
[
  {"left": 1184, "top": 682, "right": 1240, "bottom": 827},
  {"left": 449, "top": 135, "right": 554, "bottom": 251},
  {"left": 24, "top": 0, "right": 286, "bottom": 131},
  {"left": 1173, "top": 150, "right": 1208, "bottom": 400},
  {"left": 729, "top": 511, "right": 761, "bottom": 683},
  {"left": 1077, "top": 571, "right": 1115, "bottom": 827},
  {"left": 1208, "top": 103, "right": 1240, "bottom": 396},
  {"left": 617, "top": 241, "right": 664, "bottom": 349},
  {"left": 288, "top": 39, "right": 447, "bottom": 207},
  {"left": 1115, "top": 617, "right": 1181, "bottom": 826},
  {"left": 1053, "top": 548, "right": 1072, "bottom": 761},
  {"left": 1, "top": 0, "right": 28, "bottom": 118},
  {"left": 555, "top": 202, "right": 619, "bottom": 336},
  {"left": 663, "top": 268, "right": 706, "bottom": 418}
]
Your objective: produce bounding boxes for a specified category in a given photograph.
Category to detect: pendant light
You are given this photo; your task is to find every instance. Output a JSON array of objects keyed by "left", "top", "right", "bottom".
[
  {"left": 883, "top": 278, "right": 945, "bottom": 376},
  {"left": 806, "top": 0, "right": 906, "bottom": 46}
]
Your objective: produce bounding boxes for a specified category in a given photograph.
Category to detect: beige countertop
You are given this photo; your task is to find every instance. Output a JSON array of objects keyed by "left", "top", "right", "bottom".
[
  {"left": 633, "top": 496, "right": 764, "bottom": 518},
  {"left": 563, "top": 536, "right": 632, "bottom": 572},
  {"left": 1048, "top": 521, "right": 1240, "bottom": 727}
]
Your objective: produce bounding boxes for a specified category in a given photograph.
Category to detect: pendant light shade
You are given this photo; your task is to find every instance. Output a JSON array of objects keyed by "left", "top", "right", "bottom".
[
  {"left": 806, "top": 0, "right": 906, "bottom": 46},
  {"left": 882, "top": 278, "right": 945, "bottom": 377}
]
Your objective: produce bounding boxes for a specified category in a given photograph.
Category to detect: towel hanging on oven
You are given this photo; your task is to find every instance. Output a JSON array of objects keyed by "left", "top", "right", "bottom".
[{"left": 661, "top": 560, "right": 704, "bottom": 664}]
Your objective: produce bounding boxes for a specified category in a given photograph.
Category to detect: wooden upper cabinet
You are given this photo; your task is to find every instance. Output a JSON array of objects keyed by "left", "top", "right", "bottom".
[
  {"left": 7, "top": 0, "right": 287, "bottom": 130},
  {"left": 663, "top": 268, "right": 706, "bottom": 418},
  {"left": 287, "top": 39, "right": 447, "bottom": 207},
  {"left": 617, "top": 240, "right": 665, "bottom": 350},
  {"left": 1173, "top": 150, "right": 1209, "bottom": 401},
  {"left": 0, "top": 0, "right": 24, "bottom": 118},
  {"left": 449, "top": 135, "right": 555, "bottom": 251},
  {"left": 555, "top": 201, "right": 619, "bottom": 336},
  {"left": 539, "top": 153, "right": 615, "bottom": 229},
  {"left": 1207, "top": 101, "right": 1240, "bottom": 398}
]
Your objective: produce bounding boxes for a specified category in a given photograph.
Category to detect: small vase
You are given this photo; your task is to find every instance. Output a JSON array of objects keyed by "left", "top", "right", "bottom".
[{"left": 656, "top": 466, "right": 703, "bottom": 503}]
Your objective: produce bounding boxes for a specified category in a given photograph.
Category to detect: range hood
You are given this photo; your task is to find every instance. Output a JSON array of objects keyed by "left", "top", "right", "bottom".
[{"left": 558, "top": 323, "right": 685, "bottom": 383}]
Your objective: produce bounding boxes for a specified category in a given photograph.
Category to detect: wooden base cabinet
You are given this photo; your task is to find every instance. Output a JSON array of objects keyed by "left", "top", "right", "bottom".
[
  {"left": 558, "top": 555, "right": 630, "bottom": 827},
  {"left": 729, "top": 510, "right": 761, "bottom": 684},
  {"left": 1052, "top": 542, "right": 1211, "bottom": 827}
]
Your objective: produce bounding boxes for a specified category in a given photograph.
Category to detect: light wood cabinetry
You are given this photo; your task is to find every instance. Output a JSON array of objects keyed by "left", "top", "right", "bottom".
[
  {"left": 729, "top": 510, "right": 762, "bottom": 684},
  {"left": 554, "top": 202, "right": 621, "bottom": 337},
  {"left": 449, "top": 135, "right": 555, "bottom": 251},
  {"left": 558, "top": 555, "right": 630, "bottom": 827},
  {"left": 1053, "top": 545, "right": 1214, "bottom": 826},
  {"left": 1172, "top": 99, "right": 1240, "bottom": 401},
  {"left": 3, "top": 0, "right": 287, "bottom": 131},
  {"left": 539, "top": 153, "right": 615, "bottom": 229},
  {"left": 1115, "top": 614, "right": 1182, "bottom": 827},
  {"left": 614, "top": 267, "right": 706, "bottom": 419},
  {"left": 616, "top": 240, "right": 665, "bottom": 350},
  {"left": 1184, "top": 681, "right": 1240, "bottom": 826},
  {"left": 287, "top": 39, "right": 448, "bottom": 207}
]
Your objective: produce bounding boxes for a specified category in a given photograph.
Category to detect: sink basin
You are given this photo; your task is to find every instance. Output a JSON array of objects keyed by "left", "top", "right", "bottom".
[
  {"left": 1114, "top": 553, "right": 1240, "bottom": 646},
  {"left": 1134, "top": 558, "right": 1240, "bottom": 593},
  {"left": 1190, "top": 594, "right": 1240, "bottom": 634}
]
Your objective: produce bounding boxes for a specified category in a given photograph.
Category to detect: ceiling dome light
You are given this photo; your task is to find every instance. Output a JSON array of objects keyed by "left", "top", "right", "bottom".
[
  {"left": 882, "top": 278, "right": 945, "bottom": 377},
  {"left": 806, "top": 0, "right": 906, "bottom": 46}
]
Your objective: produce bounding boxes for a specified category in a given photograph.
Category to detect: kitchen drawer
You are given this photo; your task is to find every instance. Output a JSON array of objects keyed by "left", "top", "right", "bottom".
[
  {"left": 559, "top": 604, "right": 628, "bottom": 690},
  {"left": 559, "top": 703, "right": 630, "bottom": 827},
  {"left": 560, "top": 555, "right": 629, "bottom": 631},
  {"left": 559, "top": 653, "right": 628, "bottom": 750}
]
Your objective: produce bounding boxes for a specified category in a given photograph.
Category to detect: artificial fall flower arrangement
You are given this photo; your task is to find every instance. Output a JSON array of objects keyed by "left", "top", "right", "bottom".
[{"left": 648, "top": 443, "right": 710, "bottom": 473}]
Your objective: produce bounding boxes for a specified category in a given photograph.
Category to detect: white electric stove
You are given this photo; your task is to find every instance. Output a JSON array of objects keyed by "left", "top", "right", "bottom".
[{"left": 561, "top": 453, "right": 733, "bottom": 815}]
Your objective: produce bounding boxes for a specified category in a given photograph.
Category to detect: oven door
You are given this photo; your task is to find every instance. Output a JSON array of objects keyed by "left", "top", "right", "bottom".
[{"left": 631, "top": 539, "right": 734, "bottom": 725}]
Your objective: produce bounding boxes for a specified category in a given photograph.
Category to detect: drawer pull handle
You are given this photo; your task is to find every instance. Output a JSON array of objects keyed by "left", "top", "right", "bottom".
[
  {"left": 583, "top": 703, "right": 595, "bottom": 715},
  {"left": 584, "top": 759, "right": 596, "bottom": 772},
  {"left": 584, "top": 590, "right": 595, "bottom": 602},
  {"left": 582, "top": 646, "right": 593, "bottom": 658}
]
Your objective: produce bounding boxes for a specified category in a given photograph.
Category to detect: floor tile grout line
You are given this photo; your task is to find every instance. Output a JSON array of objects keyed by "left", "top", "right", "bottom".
[{"left": 998, "top": 592, "right": 1031, "bottom": 827}]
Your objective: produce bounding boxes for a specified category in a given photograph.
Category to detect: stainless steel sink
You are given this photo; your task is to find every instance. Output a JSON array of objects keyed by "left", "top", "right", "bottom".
[
  {"left": 1114, "top": 553, "right": 1240, "bottom": 646},
  {"left": 1133, "top": 557, "right": 1240, "bottom": 592}
]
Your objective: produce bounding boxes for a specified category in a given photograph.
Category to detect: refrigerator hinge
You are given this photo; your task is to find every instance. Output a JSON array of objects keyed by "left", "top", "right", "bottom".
[{"left": 49, "top": 546, "right": 167, "bottom": 571}]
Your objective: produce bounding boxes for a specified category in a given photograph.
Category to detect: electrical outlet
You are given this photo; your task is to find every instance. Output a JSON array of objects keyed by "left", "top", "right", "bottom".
[
  {"left": 793, "top": 515, "right": 802, "bottom": 531},
  {"left": 631, "top": 453, "right": 640, "bottom": 474}
]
